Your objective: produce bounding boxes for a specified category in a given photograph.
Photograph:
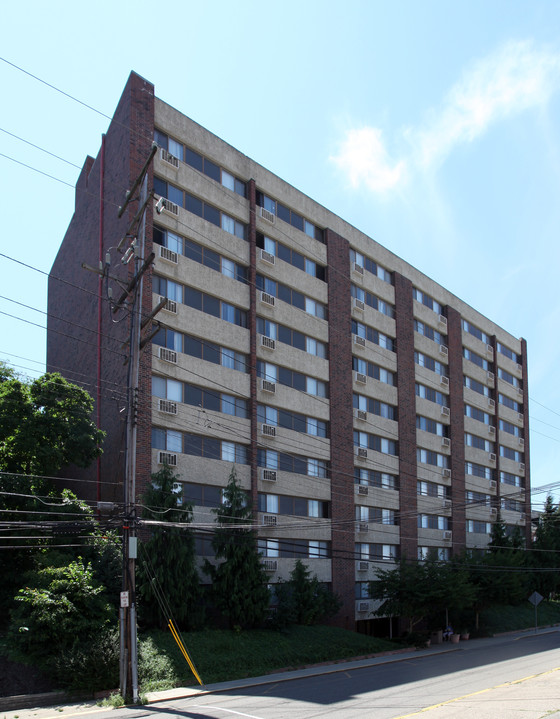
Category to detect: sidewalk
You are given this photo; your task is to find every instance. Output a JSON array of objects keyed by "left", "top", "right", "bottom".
[{"left": 1, "top": 626, "right": 558, "bottom": 719}]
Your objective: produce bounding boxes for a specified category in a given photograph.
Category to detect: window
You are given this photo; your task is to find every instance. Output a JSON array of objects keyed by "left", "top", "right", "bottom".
[
  {"left": 500, "top": 471, "right": 523, "bottom": 487},
  {"left": 414, "top": 351, "right": 447, "bottom": 376},
  {"left": 180, "top": 187, "right": 246, "bottom": 239},
  {"left": 416, "top": 416, "right": 447, "bottom": 436},
  {"left": 153, "top": 176, "right": 184, "bottom": 207},
  {"left": 464, "top": 376, "right": 492, "bottom": 398},
  {"left": 184, "top": 483, "right": 223, "bottom": 508},
  {"left": 353, "top": 357, "right": 395, "bottom": 385},
  {"left": 350, "top": 250, "right": 392, "bottom": 284},
  {"left": 418, "top": 514, "right": 449, "bottom": 530},
  {"left": 355, "top": 468, "right": 398, "bottom": 490},
  {"left": 258, "top": 362, "right": 328, "bottom": 397},
  {"left": 352, "top": 320, "right": 394, "bottom": 351},
  {"left": 465, "top": 433, "right": 494, "bottom": 452},
  {"left": 259, "top": 493, "right": 330, "bottom": 518},
  {"left": 500, "top": 445, "right": 523, "bottom": 462},
  {"left": 257, "top": 233, "right": 326, "bottom": 280},
  {"left": 257, "top": 449, "right": 328, "bottom": 477},
  {"left": 417, "top": 481, "right": 448, "bottom": 498},
  {"left": 465, "top": 404, "right": 492, "bottom": 425},
  {"left": 497, "top": 342, "right": 520, "bottom": 363},
  {"left": 501, "top": 498, "right": 523, "bottom": 513},
  {"left": 351, "top": 285, "right": 394, "bottom": 317},
  {"left": 353, "top": 394, "right": 397, "bottom": 421},
  {"left": 462, "top": 320, "right": 490, "bottom": 345},
  {"left": 152, "top": 376, "right": 183, "bottom": 402},
  {"left": 153, "top": 226, "right": 183, "bottom": 254},
  {"left": 463, "top": 348, "right": 489, "bottom": 371},
  {"left": 413, "top": 288, "right": 443, "bottom": 315},
  {"left": 418, "top": 547, "right": 450, "bottom": 561},
  {"left": 417, "top": 448, "right": 449, "bottom": 468},
  {"left": 308, "top": 540, "right": 330, "bottom": 558},
  {"left": 465, "top": 461, "right": 493, "bottom": 480},
  {"left": 258, "top": 405, "right": 328, "bottom": 437},
  {"left": 356, "top": 506, "right": 397, "bottom": 525},
  {"left": 499, "top": 393, "right": 522, "bottom": 412},
  {"left": 356, "top": 543, "right": 399, "bottom": 561},
  {"left": 415, "top": 383, "right": 448, "bottom": 406},
  {"left": 256, "top": 193, "right": 324, "bottom": 242},
  {"left": 499, "top": 419, "right": 522, "bottom": 437},
  {"left": 466, "top": 520, "right": 491, "bottom": 534},
  {"left": 498, "top": 368, "right": 521, "bottom": 389},
  {"left": 354, "top": 431, "right": 397, "bottom": 455},
  {"left": 414, "top": 320, "right": 446, "bottom": 345},
  {"left": 466, "top": 490, "right": 491, "bottom": 506},
  {"left": 355, "top": 582, "right": 370, "bottom": 599},
  {"left": 152, "top": 427, "right": 182, "bottom": 452}
]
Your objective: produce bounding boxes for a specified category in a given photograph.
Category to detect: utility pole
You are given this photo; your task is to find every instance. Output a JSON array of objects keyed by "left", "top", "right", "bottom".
[{"left": 85, "top": 143, "right": 159, "bottom": 703}]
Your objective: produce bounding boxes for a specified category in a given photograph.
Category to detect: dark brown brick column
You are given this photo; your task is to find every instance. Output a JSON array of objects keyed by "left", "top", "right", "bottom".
[
  {"left": 520, "top": 338, "right": 531, "bottom": 545},
  {"left": 247, "top": 179, "right": 258, "bottom": 513},
  {"left": 394, "top": 273, "right": 417, "bottom": 559},
  {"left": 325, "top": 229, "right": 355, "bottom": 629},
  {"left": 446, "top": 307, "right": 466, "bottom": 551}
]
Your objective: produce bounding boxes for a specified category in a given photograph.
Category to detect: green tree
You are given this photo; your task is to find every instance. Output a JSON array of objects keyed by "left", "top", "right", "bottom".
[
  {"left": 530, "top": 495, "right": 560, "bottom": 598},
  {"left": 204, "top": 466, "right": 270, "bottom": 629},
  {"left": 275, "top": 559, "right": 341, "bottom": 626},
  {"left": 0, "top": 371, "right": 104, "bottom": 476},
  {"left": 137, "top": 464, "right": 203, "bottom": 629}
]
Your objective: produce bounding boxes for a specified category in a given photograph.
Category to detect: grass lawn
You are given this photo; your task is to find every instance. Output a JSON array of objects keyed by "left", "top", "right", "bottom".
[
  {"left": 138, "top": 625, "right": 400, "bottom": 691},
  {"left": 479, "top": 600, "right": 560, "bottom": 635}
]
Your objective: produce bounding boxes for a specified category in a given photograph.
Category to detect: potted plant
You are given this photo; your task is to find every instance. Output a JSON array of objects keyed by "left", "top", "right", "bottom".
[{"left": 460, "top": 629, "right": 470, "bottom": 640}]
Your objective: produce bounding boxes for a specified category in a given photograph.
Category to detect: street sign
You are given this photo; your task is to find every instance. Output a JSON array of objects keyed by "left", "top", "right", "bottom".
[
  {"left": 120, "top": 591, "right": 130, "bottom": 608},
  {"left": 528, "top": 591, "right": 543, "bottom": 607}
]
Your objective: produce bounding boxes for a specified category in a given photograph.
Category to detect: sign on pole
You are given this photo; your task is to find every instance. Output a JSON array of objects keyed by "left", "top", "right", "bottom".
[{"left": 528, "top": 591, "right": 544, "bottom": 633}]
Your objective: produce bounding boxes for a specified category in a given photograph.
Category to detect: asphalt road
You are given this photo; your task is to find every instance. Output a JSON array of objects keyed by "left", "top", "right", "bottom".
[{"left": 6, "top": 630, "right": 560, "bottom": 719}]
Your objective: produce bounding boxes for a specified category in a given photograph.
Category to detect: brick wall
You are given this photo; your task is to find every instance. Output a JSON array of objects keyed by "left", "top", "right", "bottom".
[{"left": 325, "top": 229, "right": 355, "bottom": 628}]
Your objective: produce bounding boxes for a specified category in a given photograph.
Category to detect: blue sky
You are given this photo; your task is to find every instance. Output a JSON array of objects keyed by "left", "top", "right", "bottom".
[{"left": 1, "top": 0, "right": 560, "bottom": 508}]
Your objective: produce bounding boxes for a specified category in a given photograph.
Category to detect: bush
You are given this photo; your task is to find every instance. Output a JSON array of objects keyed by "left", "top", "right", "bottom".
[{"left": 51, "top": 629, "right": 119, "bottom": 692}]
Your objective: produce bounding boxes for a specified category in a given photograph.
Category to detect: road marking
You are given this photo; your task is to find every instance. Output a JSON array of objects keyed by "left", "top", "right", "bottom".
[
  {"left": 260, "top": 683, "right": 279, "bottom": 694},
  {"left": 391, "top": 666, "right": 560, "bottom": 718},
  {"left": 192, "top": 705, "right": 265, "bottom": 719}
]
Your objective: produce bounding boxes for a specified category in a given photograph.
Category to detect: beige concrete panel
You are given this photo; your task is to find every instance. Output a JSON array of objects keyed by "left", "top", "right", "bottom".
[
  {"left": 415, "top": 396, "right": 451, "bottom": 424},
  {"left": 355, "top": 416, "right": 399, "bottom": 442},
  {"left": 257, "top": 517, "right": 331, "bottom": 540},
  {"left": 151, "top": 352, "right": 250, "bottom": 397},
  {"left": 466, "top": 505, "right": 495, "bottom": 522},
  {"left": 355, "top": 450, "right": 399, "bottom": 473},
  {"left": 499, "top": 403, "right": 524, "bottom": 428},
  {"left": 354, "top": 376, "right": 398, "bottom": 405},
  {"left": 255, "top": 219, "right": 328, "bottom": 266},
  {"left": 464, "top": 444, "right": 496, "bottom": 465},
  {"left": 359, "top": 343, "right": 398, "bottom": 372},
  {"left": 466, "top": 533, "right": 491, "bottom": 549},
  {"left": 500, "top": 456, "right": 526, "bottom": 476},
  {"left": 414, "top": 364, "right": 449, "bottom": 392},
  {"left": 417, "top": 528, "right": 452, "bottom": 543},
  {"left": 497, "top": 378, "right": 524, "bottom": 404},
  {"left": 501, "top": 508, "right": 526, "bottom": 525},
  {"left": 173, "top": 163, "right": 249, "bottom": 221},
  {"left": 417, "top": 495, "right": 451, "bottom": 516},
  {"left": 416, "top": 428, "right": 452, "bottom": 455},
  {"left": 359, "top": 307, "right": 396, "bottom": 337},
  {"left": 496, "top": 353, "right": 524, "bottom": 381},
  {"left": 268, "top": 471, "right": 330, "bottom": 500},
  {"left": 463, "top": 358, "right": 493, "bottom": 388},
  {"left": 464, "top": 415, "right": 494, "bottom": 438},
  {"left": 367, "top": 525, "right": 400, "bottom": 544},
  {"left": 258, "top": 340, "right": 330, "bottom": 379},
  {"left": 258, "top": 428, "right": 330, "bottom": 461},
  {"left": 499, "top": 431, "right": 525, "bottom": 452},
  {"left": 412, "top": 301, "right": 447, "bottom": 329},
  {"left": 259, "top": 264, "right": 329, "bottom": 304},
  {"left": 465, "top": 475, "right": 497, "bottom": 496},
  {"left": 271, "top": 558, "right": 332, "bottom": 583},
  {"left": 166, "top": 206, "right": 249, "bottom": 263},
  {"left": 258, "top": 383, "right": 330, "bottom": 420},
  {"left": 258, "top": 298, "right": 329, "bottom": 342},
  {"left": 463, "top": 387, "right": 496, "bottom": 415},
  {"left": 416, "top": 463, "right": 450, "bottom": 484},
  {"left": 176, "top": 305, "right": 250, "bottom": 352},
  {"left": 151, "top": 449, "right": 250, "bottom": 487},
  {"left": 171, "top": 266, "right": 250, "bottom": 309},
  {"left": 354, "top": 486, "right": 400, "bottom": 510},
  {"left": 414, "top": 333, "right": 449, "bottom": 362},
  {"left": 500, "top": 482, "right": 525, "bottom": 498},
  {"left": 461, "top": 329, "right": 493, "bottom": 357}
]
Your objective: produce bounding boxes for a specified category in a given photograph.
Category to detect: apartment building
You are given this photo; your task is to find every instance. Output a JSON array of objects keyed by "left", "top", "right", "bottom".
[{"left": 47, "top": 72, "right": 530, "bottom": 630}]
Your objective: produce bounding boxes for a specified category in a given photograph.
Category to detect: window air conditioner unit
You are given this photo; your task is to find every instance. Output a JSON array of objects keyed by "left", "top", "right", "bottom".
[
  {"left": 260, "top": 335, "right": 276, "bottom": 350},
  {"left": 159, "top": 245, "right": 178, "bottom": 264},
  {"left": 357, "top": 485, "right": 369, "bottom": 496},
  {"left": 158, "top": 346, "right": 177, "bottom": 364},
  {"left": 358, "top": 601, "right": 370, "bottom": 613},
  {"left": 518, "top": 437, "right": 524, "bottom": 448},
  {"left": 491, "top": 507, "right": 497, "bottom": 516},
  {"left": 438, "top": 314, "right": 448, "bottom": 327},
  {"left": 486, "top": 344, "right": 494, "bottom": 357},
  {"left": 261, "top": 424, "right": 277, "bottom": 438},
  {"left": 441, "top": 406, "right": 450, "bottom": 417},
  {"left": 352, "top": 298, "right": 365, "bottom": 312},
  {"left": 158, "top": 399, "right": 177, "bottom": 415},
  {"left": 262, "top": 514, "right": 277, "bottom": 526},
  {"left": 489, "top": 425, "right": 496, "bottom": 436},
  {"left": 262, "top": 559, "right": 278, "bottom": 572},
  {"left": 260, "top": 248, "right": 275, "bottom": 265},
  {"left": 353, "top": 262, "right": 364, "bottom": 276},
  {"left": 259, "top": 206, "right": 275, "bottom": 224},
  {"left": 354, "top": 334, "right": 366, "bottom": 349},
  {"left": 517, "top": 363, "right": 523, "bottom": 374},
  {"left": 517, "top": 413, "right": 524, "bottom": 423},
  {"left": 440, "top": 375, "right": 449, "bottom": 386},
  {"left": 260, "top": 291, "right": 275, "bottom": 307},
  {"left": 355, "top": 371, "right": 367, "bottom": 385},
  {"left": 160, "top": 148, "right": 179, "bottom": 168},
  {"left": 444, "top": 499, "right": 452, "bottom": 509},
  {"left": 442, "top": 468, "right": 451, "bottom": 479},
  {"left": 488, "top": 398, "right": 496, "bottom": 409},
  {"left": 356, "top": 447, "right": 368, "bottom": 459},
  {"left": 260, "top": 379, "right": 276, "bottom": 394},
  {"left": 158, "top": 451, "right": 177, "bottom": 466},
  {"left": 357, "top": 561, "right": 369, "bottom": 572},
  {"left": 489, "top": 480, "right": 497, "bottom": 490},
  {"left": 158, "top": 296, "right": 177, "bottom": 313},
  {"left": 443, "top": 530, "right": 452, "bottom": 541},
  {"left": 355, "top": 409, "right": 368, "bottom": 421},
  {"left": 489, "top": 453, "right": 496, "bottom": 463},
  {"left": 162, "top": 198, "right": 179, "bottom": 216},
  {"left": 487, "top": 371, "right": 495, "bottom": 384},
  {"left": 519, "top": 462, "right": 525, "bottom": 472},
  {"left": 261, "top": 469, "right": 277, "bottom": 482},
  {"left": 440, "top": 344, "right": 448, "bottom": 356},
  {"left": 517, "top": 387, "right": 523, "bottom": 397},
  {"left": 357, "top": 523, "right": 369, "bottom": 533},
  {"left": 442, "top": 437, "right": 451, "bottom": 449}
]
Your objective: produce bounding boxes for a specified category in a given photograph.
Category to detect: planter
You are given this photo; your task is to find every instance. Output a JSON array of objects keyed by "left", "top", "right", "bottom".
[
  {"left": 460, "top": 633, "right": 470, "bottom": 641},
  {"left": 430, "top": 630, "right": 443, "bottom": 645},
  {"left": 450, "top": 633, "right": 460, "bottom": 644}
]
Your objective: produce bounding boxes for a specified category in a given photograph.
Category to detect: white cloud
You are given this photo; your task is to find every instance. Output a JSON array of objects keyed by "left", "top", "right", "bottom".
[
  {"left": 413, "top": 40, "right": 560, "bottom": 168},
  {"left": 331, "top": 40, "right": 560, "bottom": 193},
  {"left": 330, "top": 126, "right": 406, "bottom": 193}
]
